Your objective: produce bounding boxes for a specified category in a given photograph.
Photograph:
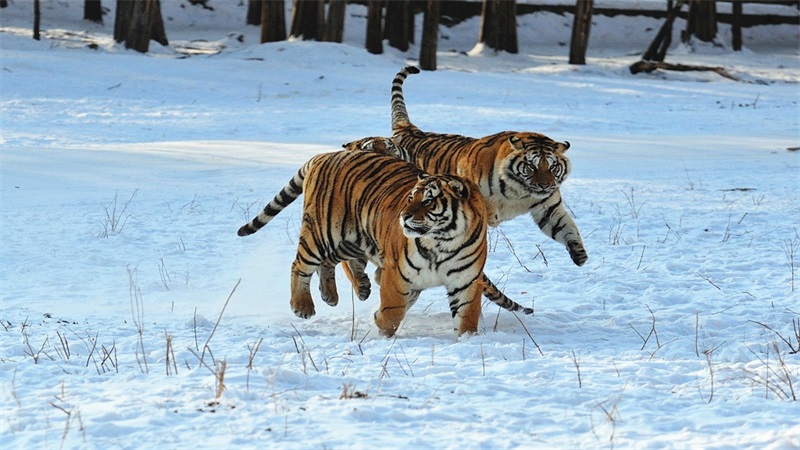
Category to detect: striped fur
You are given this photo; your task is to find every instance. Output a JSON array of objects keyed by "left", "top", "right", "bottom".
[
  {"left": 237, "top": 151, "right": 492, "bottom": 337},
  {"left": 386, "top": 66, "right": 588, "bottom": 266},
  {"left": 343, "top": 137, "right": 533, "bottom": 315}
]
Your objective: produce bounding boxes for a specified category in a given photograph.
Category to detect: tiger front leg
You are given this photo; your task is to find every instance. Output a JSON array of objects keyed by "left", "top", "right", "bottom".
[
  {"left": 567, "top": 240, "right": 588, "bottom": 266},
  {"left": 317, "top": 261, "right": 339, "bottom": 307},
  {"left": 342, "top": 258, "right": 371, "bottom": 301},
  {"left": 448, "top": 277, "right": 483, "bottom": 336},
  {"left": 373, "top": 266, "right": 410, "bottom": 337},
  {"left": 529, "top": 195, "right": 588, "bottom": 266}
]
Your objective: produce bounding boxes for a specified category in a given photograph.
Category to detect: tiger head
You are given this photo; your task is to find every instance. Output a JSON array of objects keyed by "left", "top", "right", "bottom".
[
  {"left": 501, "top": 134, "right": 572, "bottom": 198},
  {"left": 400, "top": 174, "right": 476, "bottom": 239}
]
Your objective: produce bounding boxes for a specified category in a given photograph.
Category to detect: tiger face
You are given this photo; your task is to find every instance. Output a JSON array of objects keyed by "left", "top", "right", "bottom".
[
  {"left": 400, "top": 175, "right": 470, "bottom": 239},
  {"left": 503, "top": 134, "right": 571, "bottom": 198}
]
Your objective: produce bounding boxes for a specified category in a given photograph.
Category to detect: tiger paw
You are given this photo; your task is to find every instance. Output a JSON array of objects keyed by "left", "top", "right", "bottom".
[
  {"left": 319, "top": 282, "right": 339, "bottom": 307},
  {"left": 356, "top": 276, "right": 371, "bottom": 301},
  {"left": 291, "top": 295, "right": 316, "bottom": 319},
  {"left": 292, "top": 306, "right": 316, "bottom": 319},
  {"left": 568, "top": 241, "right": 588, "bottom": 266},
  {"left": 320, "top": 290, "right": 339, "bottom": 307}
]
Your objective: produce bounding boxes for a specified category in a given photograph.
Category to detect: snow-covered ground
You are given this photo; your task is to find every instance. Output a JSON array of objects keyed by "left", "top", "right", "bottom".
[{"left": 1, "top": 1, "right": 798, "bottom": 448}]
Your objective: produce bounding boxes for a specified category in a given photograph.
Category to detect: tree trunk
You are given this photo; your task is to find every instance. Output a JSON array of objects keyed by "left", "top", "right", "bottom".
[
  {"left": 33, "top": 0, "right": 40, "bottom": 40},
  {"left": 290, "top": 0, "right": 323, "bottom": 41},
  {"left": 121, "top": 0, "right": 168, "bottom": 53},
  {"left": 84, "top": 0, "right": 103, "bottom": 23},
  {"left": 568, "top": 0, "right": 593, "bottom": 65},
  {"left": 731, "top": 1, "right": 742, "bottom": 51},
  {"left": 478, "top": 0, "right": 517, "bottom": 53},
  {"left": 641, "top": 0, "right": 684, "bottom": 62},
  {"left": 684, "top": 0, "right": 717, "bottom": 43},
  {"left": 478, "top": 0, "right": 496, "bottom": 49},
  {"left": 498, "top": 0, "right": 517, "bottom": 53},
  {"left": 260, "top": 0, "right": 286, "bottom": 43},
  {"left": 247, "top": 0, "right": 261, "bottom": 26},
  {"left": 114, "top": 0, "right": 132, "bottom": 42},
  {"left": 419, "top": 0, "right": 440, "bottom": 71},
  {"left": 385, "top": 0, "right": 411, "bottom": 52},
  {"left": 365, "top": 0, "right": 383, "bottom": 55},
  {"left": 149, "top": 0, "right": 168, "bottom": 46},
  {"left": 323, "top": 0, "right": 345, "bottom": 43}
]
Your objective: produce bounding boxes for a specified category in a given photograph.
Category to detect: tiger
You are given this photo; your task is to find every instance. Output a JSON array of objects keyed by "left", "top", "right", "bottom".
[
  {"left": 364, "top": 66, "right": 588, "bottom": 266},
  {"left": 342, "top": 136, "right": 533, "bottom": 316},
  {"left": 237, "top": 150, "right": 494, "bottom": 337}
]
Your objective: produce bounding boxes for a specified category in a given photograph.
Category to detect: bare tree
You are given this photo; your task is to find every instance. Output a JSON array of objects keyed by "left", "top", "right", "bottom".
[
  {"left": 731, "top": 0, "right": 742, "bottom": 51},
  {"left": 641, "top": 0, "right": 684, "bottom": 62},
  {"left": 33, "top": 0, "right": 41, "bottom": 41},
  {"left": 323, "top": 0, "right": 346, "bottom": 43},
  {"left": 114, "top": 0, "right": 131, "bottom": 42},
  {"left": 420, "top": 0, "right": 440, "bottom": 71},
  {"left": 247, "top": 0, "right": 261, "bottom": 26},
  {"left": 290, "top": 0, "right": 324, "bottom": 41},
  {"left": 683, "top": 0, "right": 717, "bottom": 43},
  {"left": 84, "top": 0, "right": 103, "bottom": 23},
  {"left": 114, "top": 0, "right": 168, "bottom": 53},
  {"left": 385, "top": 0, "right": 412, "bottom": 51},
  {"left": 365, "top": 0, "right": 383, "bottom": 54},
  {"left": 478, "top": 0, "right": 517, "bottom": 53},
  {"left": 260, "top": 0, "right": 286, "bottom": 43},
  {"left": 569, "top": 0, "right": 593, "bottom": 65}
]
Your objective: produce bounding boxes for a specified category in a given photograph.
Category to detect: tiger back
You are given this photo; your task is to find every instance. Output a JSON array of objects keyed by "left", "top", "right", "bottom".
[{"left": 237, "top": 150, "right": 491, "bottom": 337}]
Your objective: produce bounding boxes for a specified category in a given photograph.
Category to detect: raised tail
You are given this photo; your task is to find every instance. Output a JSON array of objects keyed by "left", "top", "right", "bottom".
[
  {"left": 391, "top": 65, "right": 420, "bottom": 135},
  {"left": 237, "top": 163, "right": 308, "bottom": 237},
  {"left": 482, "top": 274, "right": 534, "bottom": 315}
]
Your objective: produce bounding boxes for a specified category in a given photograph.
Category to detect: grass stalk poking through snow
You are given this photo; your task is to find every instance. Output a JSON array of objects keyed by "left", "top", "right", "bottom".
[
  {"left": 98, "top": 188, "right": 138, "bottom": 238},
  {"left": 127, "top": 267, "right": 148, "bottom": 374}
]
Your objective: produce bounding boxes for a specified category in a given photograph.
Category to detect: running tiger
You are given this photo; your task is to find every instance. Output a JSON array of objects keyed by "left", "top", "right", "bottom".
[
  {"left": 350, "top": 66, "right": 588, "bottom": 266},
  {"left": 342, "top": 136, "right": 534, "bottom": 315},
  {"left": 237, "top": 150, "right": 494, "bottom": 336}
]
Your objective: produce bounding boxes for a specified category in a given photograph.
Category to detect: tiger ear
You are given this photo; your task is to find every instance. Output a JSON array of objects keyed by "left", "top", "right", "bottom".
[
  {"left": 560, "top": 141, "right": 571, "bottom": 152},
  {"left": 417, "top": 172, "right": 429, "bottom": 181},
  {"left": 508, "top": 136, "right": 524, "bottom": 151},
  {"left": 447, "top": 179, "right": 470, "bottom": 199}
]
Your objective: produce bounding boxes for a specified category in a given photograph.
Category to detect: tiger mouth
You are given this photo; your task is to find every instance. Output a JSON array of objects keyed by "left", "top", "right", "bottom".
[
  {"left": 533, "top": 188, "right": 554, "bottom": 196},
  {"left": 528, "top": 185, "right": 556, "bottom": 196},
  {"left": 402, "top": 223, "right": 431, "bottom": 236}
]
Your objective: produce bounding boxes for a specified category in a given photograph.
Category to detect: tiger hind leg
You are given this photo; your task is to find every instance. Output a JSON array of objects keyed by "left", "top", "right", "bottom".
[{"left": 289, "top": 234, "right": 323, "bottom": 319}]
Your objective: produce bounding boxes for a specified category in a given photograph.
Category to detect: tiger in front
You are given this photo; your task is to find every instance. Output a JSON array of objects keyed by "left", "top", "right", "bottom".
[
  {"left": 353, "top": 66, "right": 588, "bottom": 266},
  {"left": 237, "top": 150, "right": 491, "bottom": 337}
]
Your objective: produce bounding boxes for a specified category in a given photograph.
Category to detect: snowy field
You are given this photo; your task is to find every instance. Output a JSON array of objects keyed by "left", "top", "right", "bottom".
[{"left": 1, "top": 1, "right": 799, "bottom": 449}]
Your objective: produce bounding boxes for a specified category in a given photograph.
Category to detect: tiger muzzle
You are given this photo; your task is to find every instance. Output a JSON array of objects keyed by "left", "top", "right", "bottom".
[{"left": 401, "top": 212, "right": 431, "bottom": 236}]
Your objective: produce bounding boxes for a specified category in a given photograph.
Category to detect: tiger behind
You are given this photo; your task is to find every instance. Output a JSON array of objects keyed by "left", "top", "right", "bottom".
[
  {"left": 237, "top": 150, "right": 490, "bottom": 337},
  {"left": 385, "top": 66, "right": 588, "bottom": 266}
]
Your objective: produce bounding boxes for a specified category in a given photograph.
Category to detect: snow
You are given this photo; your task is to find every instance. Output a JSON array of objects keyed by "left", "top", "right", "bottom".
[{"left": 1, "top": 1, "right": 799, "bottom": 449}]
